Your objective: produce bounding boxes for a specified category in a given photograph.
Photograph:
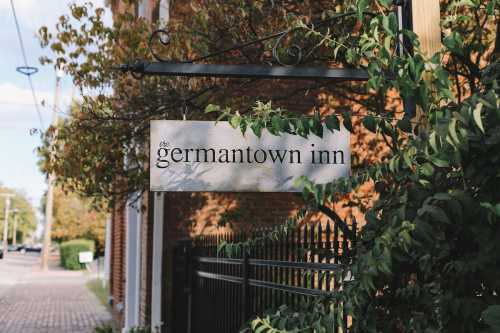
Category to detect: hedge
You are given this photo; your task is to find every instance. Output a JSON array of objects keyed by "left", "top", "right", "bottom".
[{"left": 60, "top": 239, "right": 95, "bottom": 270}]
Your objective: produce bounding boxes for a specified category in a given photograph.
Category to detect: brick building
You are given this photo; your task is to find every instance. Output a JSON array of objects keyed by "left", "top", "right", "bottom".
[{"left": 104, "top": 1, "right": 386, "bottom": 332}]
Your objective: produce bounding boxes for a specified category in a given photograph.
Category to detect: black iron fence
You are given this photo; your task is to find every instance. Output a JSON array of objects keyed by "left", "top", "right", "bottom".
[{"left": 172, "top": 220, "right": 357, "bottom": 333}]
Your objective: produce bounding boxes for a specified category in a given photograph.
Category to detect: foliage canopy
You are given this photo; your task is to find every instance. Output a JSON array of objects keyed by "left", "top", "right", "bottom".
[{"left": 52, "top": 186, "right": 108, "bottom": 253}]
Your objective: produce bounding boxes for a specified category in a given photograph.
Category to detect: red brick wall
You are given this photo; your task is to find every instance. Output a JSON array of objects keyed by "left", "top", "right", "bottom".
[
  {"left": 110, "top": 200, "right": 126, "bottom": 327},
  {"left": 163, "top": 192, "right": 302, "bottom": 238}
]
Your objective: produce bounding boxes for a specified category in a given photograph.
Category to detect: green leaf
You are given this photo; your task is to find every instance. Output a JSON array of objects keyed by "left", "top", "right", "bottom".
[
  {"left": 251, "top": 121, "right": 263, "bottom": 138},
  {"left": 346, "top": 48, "right": 358, "bottom": 64},
  {"left": 362, "top": 115, "right": 377, "bottom": 132},
  {"left": 481, "top": 202, "right": 500, "bottom": 217},
  {"left": 435, "top": 67, "right": 450, "bottom": 86},
  {"left": 448, "top": 118, "right": 460, "bottom": 144},
  {"left": 240, "top": 120, "right": 248, "bottom": 136},
  {"left": 343, "top": 115, "right": 353, "bottom": 132},
  {"left": 486, "top": 0, "right": 497, "bottom": 15},
  {"left": 429, "top": 131, "right": 439, "bottom": 152},
  {"left": 255, "top": 324, "right": 267, "bottom": 333},
  {"left": 357, "top": 0, "right": 370, "bottom": 19},
  {"left": 325, "top": 115, "right": 340, "bottom": 131},
  {"left": 429, "top": 156, "right": 450, "bottom": 168},
  {"left": 419, "top": 204, "right": 451, "bottom": 224},
  {"left": 473, "top": 103, "right": 485, "bottom": 133},
  {"left": 311, "top": 112, "right": 323, "bottom": 138},
  {"left": 482, "top": 305, "right": 500, "bottom": 331},
  {"left": 378, "top": 0, "right": 392, "bottom": 8},
  {"left": 271, "top": 115, "right": 284, "bottom": 134},
  {"left": 205, "top": 104, "right": 220, "bottom": 113},
  {"left": 403, "top": 150, "right": 413, "bottom": 168},
  {"left": 295, "top": 118, "right": 310, "bottom": 137},
  {"left": 420, "top": 163, "right": 435, "bottom": 177},
  {"left": 443, "top": 32, "right": 464, "bottom": 56},
  {"left": 397, "top": 117, "right": 412, "bottom": 133},
  {"left": 384, "top": 35, "right": 392, "bottom": 53},
  {"left": 419, "top": 179, "right": 431, "bottom": 186},
  {"left": 230, "top": 115, "right": 241, "bottom": 128}
]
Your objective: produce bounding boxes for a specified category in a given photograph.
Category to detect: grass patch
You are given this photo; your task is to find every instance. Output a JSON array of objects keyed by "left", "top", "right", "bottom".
[{"left": 87, "top": 278, "right": 110, "bottom": 309}]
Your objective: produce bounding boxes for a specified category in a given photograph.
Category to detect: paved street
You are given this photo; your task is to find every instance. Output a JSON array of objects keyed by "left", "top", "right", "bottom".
[{"left": 0, "top": 252, "right": 112, "bottom": 333}]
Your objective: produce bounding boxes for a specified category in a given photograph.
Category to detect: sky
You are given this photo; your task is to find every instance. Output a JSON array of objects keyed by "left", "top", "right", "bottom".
[{"left": 0, "top": 0, "right": 111, "bottom": 227}]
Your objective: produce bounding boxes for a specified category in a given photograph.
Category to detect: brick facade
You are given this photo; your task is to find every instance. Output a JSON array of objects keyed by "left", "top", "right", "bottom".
[{"left": 110, "top": 200, "right": 126, "bottom": 327}]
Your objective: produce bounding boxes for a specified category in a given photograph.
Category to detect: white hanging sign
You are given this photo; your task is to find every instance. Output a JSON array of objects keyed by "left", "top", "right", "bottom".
[{"left": 150, "top": 120, "right": 350, "bottom": 192}]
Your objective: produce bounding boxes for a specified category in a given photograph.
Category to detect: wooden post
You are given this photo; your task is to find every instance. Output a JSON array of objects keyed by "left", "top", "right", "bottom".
[
  {"left": 411, "top": 0, "right": 442, "bottom": 57},
  {"left": 409, "top": 0, "right": 442, "bottom": 125}
]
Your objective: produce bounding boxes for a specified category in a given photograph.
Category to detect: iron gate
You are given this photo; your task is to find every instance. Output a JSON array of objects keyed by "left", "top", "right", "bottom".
[{"left": 172, "top": 221, "right": 356, "bottom": 333}]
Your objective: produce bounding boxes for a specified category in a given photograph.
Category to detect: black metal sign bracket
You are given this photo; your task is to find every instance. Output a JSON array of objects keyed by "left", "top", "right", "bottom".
[
  {"left": 117, "top": 10, "right": 386, "bottom": 81},
  {"left": 119, "top": 61, "right": 370, "bottom": 81}
]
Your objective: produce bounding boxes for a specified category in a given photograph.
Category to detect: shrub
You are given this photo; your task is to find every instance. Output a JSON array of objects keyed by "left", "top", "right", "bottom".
[
  {"left": 94, "top": 323, "right": 114, "bottom": 333},
  {"left": 60, "top": 239, "right": 95, "bottom": 270},
  {"left": 128, "top": 327, "right": 151, "bottom": 333}
]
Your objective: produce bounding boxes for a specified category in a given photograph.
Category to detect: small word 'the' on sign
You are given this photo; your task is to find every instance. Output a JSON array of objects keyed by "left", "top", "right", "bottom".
[{"left": 150, "top": 120, "right": 350, "bottom": 192}]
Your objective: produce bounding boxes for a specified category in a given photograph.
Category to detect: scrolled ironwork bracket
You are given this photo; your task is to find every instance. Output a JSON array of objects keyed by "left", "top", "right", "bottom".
[{"left": 116, "top": 10, "right": 386, "bottom": 81}]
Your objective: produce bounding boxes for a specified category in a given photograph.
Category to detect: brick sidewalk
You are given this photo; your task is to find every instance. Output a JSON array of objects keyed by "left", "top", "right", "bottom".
[{"left": 0, "top": 253, "right": 112, "bottom": 333}]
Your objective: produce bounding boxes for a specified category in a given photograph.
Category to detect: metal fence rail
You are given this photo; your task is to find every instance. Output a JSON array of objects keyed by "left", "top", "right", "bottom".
[{"left": 172, "top": 221, "right": 357, "bottom": 333}]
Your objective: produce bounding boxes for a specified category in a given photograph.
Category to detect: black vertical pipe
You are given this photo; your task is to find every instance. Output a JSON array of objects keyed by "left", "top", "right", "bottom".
[{"left": 399, "top": 0, "right": 417, "bottom": 119}]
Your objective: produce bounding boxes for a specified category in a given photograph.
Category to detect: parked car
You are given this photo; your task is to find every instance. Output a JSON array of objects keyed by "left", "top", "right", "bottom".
[
  {"left": 25, "top": 244, "right": 42, "bottom": 253},
  {"left": 8, "top": 244, "right": 24, "bottom": 252}
]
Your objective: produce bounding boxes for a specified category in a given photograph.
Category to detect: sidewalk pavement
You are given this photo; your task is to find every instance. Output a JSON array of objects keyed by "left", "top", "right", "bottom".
[{"left": 0, "top": 252, "right": 112, "bottom": 333}]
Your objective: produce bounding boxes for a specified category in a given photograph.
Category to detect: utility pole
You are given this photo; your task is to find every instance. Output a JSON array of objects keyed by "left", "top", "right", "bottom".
[
  {"left": 11, "top": 209, "right": 19, "bottom": 246},
  {"left": 40, "top": 70, "right": 63, "bottom": 270},
  {"left": 1, "top": 193, "right": 15, "bottom": 258}
]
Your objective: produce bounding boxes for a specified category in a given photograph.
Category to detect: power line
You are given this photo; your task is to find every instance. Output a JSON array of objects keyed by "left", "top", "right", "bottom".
[
  {"left": 9, "top": 0, "right": 45, "bottom": 130},
  {"left": 0, "top": 101, "right": 72, "bottom": 115}
]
